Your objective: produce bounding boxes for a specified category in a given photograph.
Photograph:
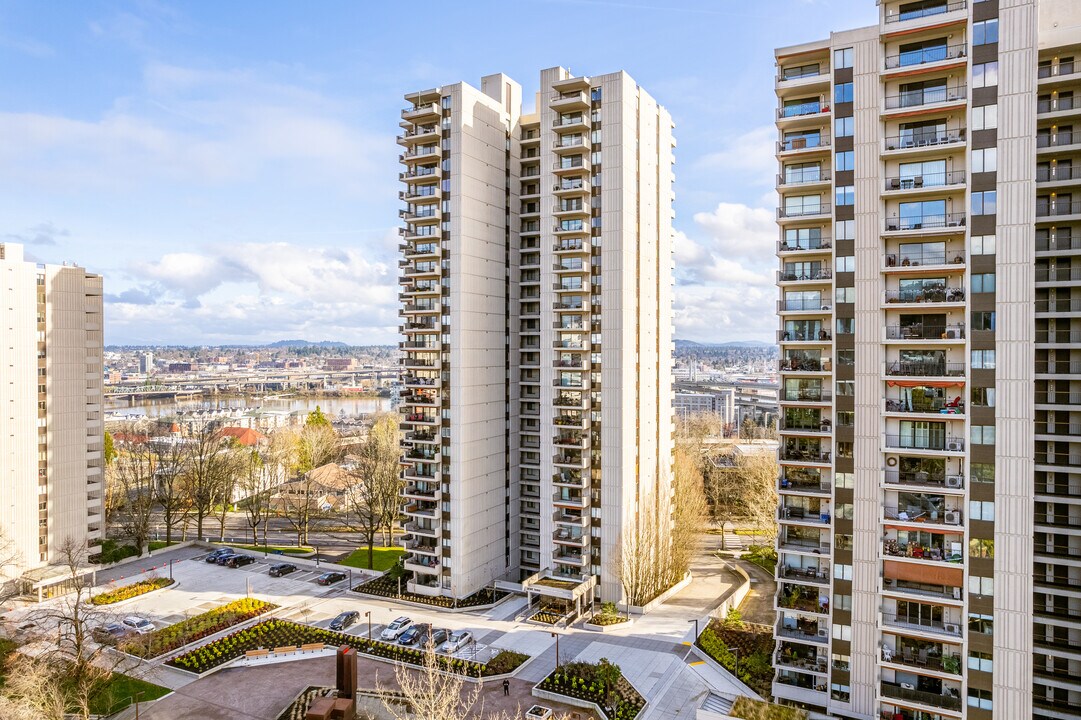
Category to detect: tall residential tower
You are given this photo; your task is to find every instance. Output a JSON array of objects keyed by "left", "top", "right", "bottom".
[
  {"left": 397, "top": 68, "right": 675, "bottom": 606},
  {"left": 774, "top": 1, "right": 1079, "bottom": 718},
  {"left": 0, "top": 243, "right": 104, "bottom": 575}
]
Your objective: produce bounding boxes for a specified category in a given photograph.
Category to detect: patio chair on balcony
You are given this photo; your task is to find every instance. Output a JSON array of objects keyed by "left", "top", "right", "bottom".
[{"left": 903, "top": 646, "right": 915, "bottom": 664}]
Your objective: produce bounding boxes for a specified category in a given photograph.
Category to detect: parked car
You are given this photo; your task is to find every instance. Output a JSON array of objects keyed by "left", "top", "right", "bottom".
[
  {"left": 316, "top": 571, "right": 347, "bottom": 586},
  {"left": 268, "top": 562, "right": 297, "bottom": 577},
  {"left": 227, "top": 554, "right": 256, "bottom": 568},
  {"left": 429, "top": 628, "right": 449, "bottom": 648},
  {"left": 440, "top": 629, "right": 473, "bottom": 654},
  {"left": 214, "top": 551, "right": 239, "bottom": 566},
  {"left": 121, "top": 616, "right": 155, "bottom": 635},
  {"left": 92, "top": 623, "right": 132, "bottom": 646},
  {"left": 380, "top": 616, "right": 412, "bottom": 640},
  {"left": 398, "top": 623, "right": 432, "bottom": 646},
  {"left": 329, "top": 611, "right": 360, "bottom": 631},
  {"left": 205, "top": 548, "right": 233, "bottom": 563}
]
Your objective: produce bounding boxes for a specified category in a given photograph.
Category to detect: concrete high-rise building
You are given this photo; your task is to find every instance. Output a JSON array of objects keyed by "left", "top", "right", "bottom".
[
  {"left": 773, "top": 2, "right": 1079, "bottom": 718},
  {"left": 0, "top": 243, "right": 104, "bottom": 575},
  {"left": 397, "top": 67, "right": 675, "bottom": 606},
  {"left": 140, "top": 351, "right": 154, "bottom": 375}
]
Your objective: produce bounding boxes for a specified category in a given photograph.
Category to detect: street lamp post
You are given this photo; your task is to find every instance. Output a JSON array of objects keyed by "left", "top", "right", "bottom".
[
  {"left": 134, "top": 691, "right": 145, "bottom": 720},
  {"left": 728, "top": 646, "right": 740, "bottom": 676},
  {"left": 551, "top": 631, "right": 560, "bottom": 670},
  {"left": 688, "top": 618, "right": 699, "bottom": 643},
  {"left": 365, "top": 611, "right": 372, "bottom": 641},
  {"left": 314, "top": 544, "right": 320, "bottom": 567}
]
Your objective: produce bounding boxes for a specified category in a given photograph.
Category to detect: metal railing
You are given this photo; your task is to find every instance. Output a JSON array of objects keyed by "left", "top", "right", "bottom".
[
  {"left": 783, "top": 389, "right": 832, "bottom": 402},
  {"left": 883, "top": 287, "right": 966, "bottom": 303},
  {"left": 885, "top": 361, "right": 966, "bottom": 377},
  {"left": 884, "top": 247, "right": 965, "bottom": 267},
  {"left": 779, "top": 298, "right": 830, "bottom": 312},
  {"left": 883, "top": 170, "right": 966, "bottom": 191},
  {"left": 1035, "top": 360, "right": 1081, "bottom": 374},
  {"left": 778, "top": 136, "right": 830, "bottom": 153},
  {"left": 884, "top": 470, "right": 965, "bottom": 490},
  {"left": 1036, "top": 165, "right": 1081, "bottom": 182},
  {"left": 880, "top": 682, "right": 962, "bottom": 711},
  {"left": 884, "top": 434, "right": 965, "bottom": 452},
  {"left": 1037, "top": 132, "right": 1077, "bottom": 148},
  {"left": 885, "top": 212, "right": 966, "bottom": 231},
  {"left": 1036, "top": 267, "right": 1081, "bottom": 282},
  {"left": 1036, "top": 199, "right": 1081, "bottom": 217},
  {"left": 779, "top": 357, "right": 830, "bottom": 372},
  {"left": 885, "top": 324, "right": 965, "bottom": 340},
  {"left": 778, "top": 238, "right": 832, "bottom": 253},
  {"left": 884, "top": 507, "right": 964, "bottom": 524},
  {"left": 884, "top": 0, "right": 966, "bottom": 23},
  {"left": 779, "top": 101, "right": 829, "bottom": 118},
  {"left": 885, "top": 43, "right": 967, "bottom": 70},
  {"left": 779, "top": 329, "right": 832, "bottom": 342},
  {"left": 884, "top": 128, "right": 966, "bottom": 151},
  {"left": 780, "top": 448, "right": 831, "bottom": 463},
  {"left": 779, "top": 269, "right": 832, "bottom": 282},
  {"left": 1038, "top": 95, "right": 1081, "bottom": 114},
  {"left": 885, "top": 85, "right": 966, "bottom": 110},
  {"left": 778, "top": 168, "right": 831, "bottom": 185},
  {"left": 1038, "top": 62, "right": 1078, "bottom": 79},
  {"left": 778, "top": 203, "right": 831, "bottom": 219}
]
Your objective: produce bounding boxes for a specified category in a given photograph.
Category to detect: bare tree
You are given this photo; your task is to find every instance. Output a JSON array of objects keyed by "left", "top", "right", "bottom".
[
  {"left": 344, "top": 414, "right": 402, "bottom": 565},
  {"left": 615, "top": 496, "right": 671, "bottom": 609},
  {"left": 213, "top": 443, "right": 244, "bottom": 542},
  {"left": 237, "top": 447, "right": 276, "bottom": 545},
  {"left": 670, "top": 442, "right": 709, "bottom": 581},
  {"left": 281, "top": 422, "right": 341, "bottom": 545},
  {"left": 182, "top": 424, "right": 237, "bottom": 541},
  {"left": 0, "top": 528, "right": 25, "bottom": 606},
  {"left": 109, "top": 423, "right": 157, "bottom": 554},
  {"left": 378, "top": 644, "right": 481, "bottom": 720},
  {"left": 704, "top": 446, "right": 778, "bottom": 548},
  {"left": 0, "top": 655, "right": 69, "bottom": 720},
  {"left": 153, "top": 436, "right": 190, "bottom": 546}
]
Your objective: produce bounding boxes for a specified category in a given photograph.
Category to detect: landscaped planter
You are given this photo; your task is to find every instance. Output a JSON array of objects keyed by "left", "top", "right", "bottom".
[
  {"left": 534, "top": 660, "right": 645, "bottom": 720},
  {"left": 167, "top": 618, "right": 529, "bottom": 677},
  {"left": 582, "top": 615, "right": 631, "bottom": 633},
  {"left": 91, "top": 577, "right": 174, "bottom": 606},
  {"left": 123, "top": 598, "right": 277, "bottom": 659},
  {"left": 352, "top": 575, "right": 508, "bottom": 610}
]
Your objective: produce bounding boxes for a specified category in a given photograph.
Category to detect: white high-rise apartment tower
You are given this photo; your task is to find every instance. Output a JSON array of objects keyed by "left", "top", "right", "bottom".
[
  {"left": 398, "top": 67, "right": 675, "bottom": 606},
  {"left": 0, "top": 243, "right": 104, "bottom": 575},
  {"left": 774, "top": 1, "right": 1081, "bottom": 718}
]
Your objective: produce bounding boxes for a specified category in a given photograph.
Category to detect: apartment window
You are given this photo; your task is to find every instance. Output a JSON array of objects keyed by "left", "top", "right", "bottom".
[
  {"left": 834, "top": 564, "right": 852, "bottom": 581},
  {"left": 835, "top": 151, "right": 854, "bottom": 172},
  {"left": 969, "top": 575, "right": 994, "bottom": 597},
  {"left": 835, "top": 185, "right": 854, "bottom": 206},
  {"left": 969, "top": 613, "right": 994, "bottom": 633},
  {"left": 972, "top": 190, "right": 997, "bottom": 215},
  {"left": 972, "top": 104, "right": 998, "bottom": 130},
  {"left": 971, "top": 386, "right": 995, "bottom": 407},
  {"left": 832, "top": 653, "right": 851, "bottom": 671},
  {"left": 590, "top": 87, "right": 602, "bottom": 102},
  {"left": 971, "top": 425, "right": 996, "bottom": 445},
  {"left": 835, "top": 534, "right": 852, "bottom": 550},
  {"left": 834, "top": 48, "right": 853, "bottom": 69},
  {"left": 832, "top": 623, "right": 852, "bottom": 641},
  {"left": 836, "top": 503, "right": 854, "bottom": 520},
  {"left": 969, "top": 538, "right": 995, "bottom": 559},
  {"left": 837, "top": 410, "right": 854, "bottom": 426},
  {"left": 970, "top": 500, "right": 996, "bottom": 521},
  {"left": 971, "top": 349, "right": 996, "bottom": 369},
  {"left": 971, "top": 234, "right": 996, "bottom": 254},
  {"left": 836, "top": 287, "right": 855, "bottom": 303},
  {"left": 835, "top": 116, "right": 853, "bottom": 137},
  {"left": 968, "top": 689, "right": 993, "bottom": 711},
  {"left": 836, "top": 219, "right": 854, "bottom": 240},
  {"left": 971, "top": 311, "right": 995, "bottom": 330},
  {"left": 441, "top": 96, "right": 451, "bottom": 109},
  {"left": 834, "top": 82, "right": 853, "bottom": 104},
  {"left": 834, "top": 594, "right": 852, "bottom": 611},
  {"left": 590, "top": 130, "right": 601, "bottom": 143},
  {"left": 831, "top": 684, "right": 851, "bottom": 703},
  {"left": 972, "top": 148, "right": 997, "bottom": 173},
  {"left": 973, "top": 61, "right": 999, "bottom": 88},
  {"left": 972, "top": 272, "right": 996, "bottom": 293},
  {"left": 836, "top": 255, "right": 854, "bottom": 272},
  {"left": 835, "top": 472, "right": 853, "bottom": 488},
  {"left": 837, "top": 380, "right": 854, "bottom": 396},
  {"left": 973, "top": 19, "right": 999, "bottom": 45},
  {"left": 972, "top": 462, "right": 995, "bottom": 483},
  {"left": 837, "top": 350, "right": 854, "bottom": 366}
]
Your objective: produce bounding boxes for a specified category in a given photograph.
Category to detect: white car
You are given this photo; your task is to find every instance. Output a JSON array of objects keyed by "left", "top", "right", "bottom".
[
  {"left": 380, "top": 616, "right": 412, "bottom": 641},
  {"left": 121, "top": 616, "right": 155, "bottom": 634},
  {"left": 440, "top": 629, "right": 473, "bottom": 653}
]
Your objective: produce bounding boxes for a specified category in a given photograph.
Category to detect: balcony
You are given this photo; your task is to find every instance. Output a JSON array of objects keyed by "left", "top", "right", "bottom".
[
  {"left": 553, "top": 181, "right": 590, "bottom": 198},
  {"left": 401, "top": 186, "right": 441, "bottom": 202},
  {"left": 884, "top": 85, "right": 966, "bottom": 112},
  {"left": 553, "top": 510, "right": 589, "bottom": 528},
  {"left": 883, "top": 0, "right": 967, "bottom": 24},
  {"left": 398, "top": 125, "right": 439, "bottom": 145},
  {"left": 883, "top": 435, "right": 965, "bottom": 453},
  {"left": 884, "top": 324, "right": 965, "bottom": 341},
  {"left": 780, "top": 447, "right": 831, "bottom": 464},
  {"left": 400, "top": 145, "right": 441, "bottom": 164},
  {"left": 553, "top": 491, "right": 590, "bottom": 509},
  {"left": 1037, "top": 131, "right": 1081, "bottom": 151},
  {"left": 882, "top": 611, "right": 963, "bottom": 641},
  {"left": 778, "top": 535, "right": 830, "bottom": 555},
  {"left": 1036, "top": 199, "right": 1081, "bottom": 219},
  {"left": 884, "top": 361, "right": 965, "bottom": 378},
  {"left": 777, "top": 168, "right": 831, "bottom": 187},
  {"left": 777, "top": 238, "right": 832, "bottom": 255},
  {"left": 883, "top": 171, "right": 966, "bottom": 194},
  {"left": 778, "top": 298, "right": 831, "bottom": 313},
  {"left": 554, "top": 472, "right": 587, "bottom": 488},
  {"left": 880, "top": 682, "right": 962, "bottom": 713},
  {"left": 779, "top": 506, "right": 831, "bottom": 526},
  {"left": 553, "top": 136, "right": 589, "bottom": 155},
  {"left": 550, "top": 90, "right": 589, "bottom": 112},
  {"left": 882, "top": 539, "right": 962, "bottom": 565},
  {"left": 777, "top": 101, "right": 831, "bottom": 120},
  {"left": 884, "top": 128, "right": 966, "bottom": 154},
  {"left": 778, "top": 565, "right": 831, "bottom": 585},
  {"left": 882, "top": 644, "right": 963, "bottom": 676},
  {"left": 778, "top": 268, "right": 832, "bottom": 284},
  {"left": 401, "top": 102, "right": 440, "bottom": 123},
  {"left": 553, "top": 453, "right": 588, "bottom": 469},
  {"left": 552, "top": 115, "right": 589, "bottom": 132},
  {"left": 884, "top": 213, "right": 966, "bottom": 233},
  {"left": 884, "top": 506, "right": 963, "bottom": 526},
  {"left": 778, "top": 328, "right": 832, "bottom": 343},
  {"left": 885, "top": 43, "right": 967, "bottom": 71},
  {"left": 777, "top": 203, "right": 831, "bottom": 220},
  {"left": 777, "top": 136, "right": 830, "bottom": 155},
  {"left": 883, "top": 287, "right": 965, "bottom": 305},
  {"left": 779, "top": 475, "right": 832, "bottom": 495},
  {"left": 1036, "top": 267, "right": 1081, "bottom": 283},
  {"left": 1037, "top": 95, "right": 1081, "bottom": 116},
  {"left": 553, "top": 529, "right": 588, "bottom": 546},
  {"left": 782, "top": 388, "right": 832, "bottom": 403},
  {"left": 776, "top": 622, "right": 828, "bottom": 645},
  {"left": 403, "top": 521, "right": 439, "bottom": 537}
]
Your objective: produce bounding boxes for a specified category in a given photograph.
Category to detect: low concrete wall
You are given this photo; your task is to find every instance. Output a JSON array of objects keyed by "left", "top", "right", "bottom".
[
  {"left": 628, "top": 573, "right": 692, "bottom": 615},
  {"left": 710, "top": 563, "right": 751, "bottom": 620}
]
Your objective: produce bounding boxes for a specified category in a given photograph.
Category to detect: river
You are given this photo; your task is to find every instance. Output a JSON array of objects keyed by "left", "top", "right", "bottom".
[{"left": 105, "top": 394, "right": 394, "bottom": 420}]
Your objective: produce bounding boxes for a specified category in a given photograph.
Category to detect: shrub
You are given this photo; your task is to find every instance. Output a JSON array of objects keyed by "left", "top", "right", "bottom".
[
  {"left": 353, "top": 575, "right": 505, "bottom": 608},
  {"left": 538, "top": 658, "right": 644, "bottom": 720},
  {"left": 123, "top": 597, "right": 276, "bottom": 659},
  {"left": 91, "top": 577, "right": 174, "bottom": 606},
  {"left": 744, "top": 544, "right": 778, "bottom": 574},
  {"left": 92, "top": 540, "right": 140, "bottom": 565}
]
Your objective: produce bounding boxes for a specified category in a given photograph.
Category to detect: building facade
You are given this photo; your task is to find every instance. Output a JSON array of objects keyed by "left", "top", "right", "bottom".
[
  {"left": 398, "top": 68, "right": 675, "bottom": 604},
  {"left": 774, "top": 1, "right": 1078, "bottom": 718},
  {"left": 0, "top": 243, "right": 104, "bottom": 574}
]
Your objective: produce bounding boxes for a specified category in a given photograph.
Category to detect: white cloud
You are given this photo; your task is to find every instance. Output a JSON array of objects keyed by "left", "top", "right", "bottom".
[{"left": 695, "top": 125, "right": 777, "bottom": 188}]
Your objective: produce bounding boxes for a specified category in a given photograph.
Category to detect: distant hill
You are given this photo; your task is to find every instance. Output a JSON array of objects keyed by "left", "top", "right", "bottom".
[
  {"left": 265, "top": 340, "right": 350, "bottom": 349},
  {"left": 675, "top": 339, "right": 773, "bottom": 349}
]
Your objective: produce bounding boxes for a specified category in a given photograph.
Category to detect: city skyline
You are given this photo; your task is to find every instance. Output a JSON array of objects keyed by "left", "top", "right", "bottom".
[{"left": 0, "top": 0, "right": 876, "bottom": 346}]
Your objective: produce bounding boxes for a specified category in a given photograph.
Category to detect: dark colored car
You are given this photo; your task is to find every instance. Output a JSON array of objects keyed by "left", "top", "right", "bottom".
[
  {"left": 205, "top": 548, "right": 233, "bottom": 563},
  {"left": 398, "top": 623, "right": 432, "bottom": 646},
  {"left": 269, "top": 562, "right": 297, "bottom": 577},
  {"left": 227, "top": 554, "right": 256, "bottom": 568},
  {"left": 214, "top": 551, "right": 239, "bottom": 566},
  {"left": 429, "top": 628, "right": 449, "bottom": 648},
  {"left": 329, "top": 611, "right": 360, "bottom": 631},
  {"left": 316, "top": 571, "right": 347, "bottom": 586},
  {"left": 92, "top": 623, "right": 132, "bottom": 646}
]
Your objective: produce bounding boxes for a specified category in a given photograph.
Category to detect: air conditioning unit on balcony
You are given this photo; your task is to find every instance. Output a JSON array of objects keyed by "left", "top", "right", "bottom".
[
  {"left": 945, "top": 623, "right": 960, "bottom": 634},
  {"left": 946, "top": 440, "right": 964, "bottom": 452},
  {"left": 946, "top": 475, "right": 963, "bottom": 488},
  {"left": 818, "top": 627, "right": 829, "bottom": 638},
  {"left": 944, "top": 510, "right": 961, "bottom": 525}
]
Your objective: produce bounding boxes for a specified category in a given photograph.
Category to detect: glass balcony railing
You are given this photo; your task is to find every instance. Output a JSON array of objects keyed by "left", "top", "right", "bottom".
[
  {"left": 885, "top": 44, "right": 966, "bottom": 70},
  {"left": 885, "top": 1, "right": 967, "bottom": 24},
  {"left": 885, "top": 212, "right": 966, "bottom": 231},
  {"left": 884, "top": 170, "right": 966, "bottom": 191},
  {"left": 885, "top": 85, "right": 967, "bottom": 110}
]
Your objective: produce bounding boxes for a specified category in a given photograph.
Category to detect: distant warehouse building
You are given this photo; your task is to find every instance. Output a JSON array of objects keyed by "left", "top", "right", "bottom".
[{"left": 674, "top": 389, "right": 736, "bottom": 427}]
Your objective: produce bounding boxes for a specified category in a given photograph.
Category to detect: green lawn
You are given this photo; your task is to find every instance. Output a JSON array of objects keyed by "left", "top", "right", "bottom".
[
  {"left": 339, "top": 546, "right": 404, "bottom": 571},
  {"left": 210, "top": 542, "right": 314, "bottom": 555},
  {"left": 88, "top": 673, "right": 170, "bottom": 715},
  {"left": 148, "top": 540, "right": 177, "bottom": 552},
  {"left": 0, "top": 637, "right": 17, "bottom": 687}
]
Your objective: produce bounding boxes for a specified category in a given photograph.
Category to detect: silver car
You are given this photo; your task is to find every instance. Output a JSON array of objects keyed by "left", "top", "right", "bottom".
[
  {"left": 380, "top": 616, "right": 412, "bottom": 641},
  {"left": 440, "top": 629, "right": 473, "bottom": 653},
  {"left": 121, "top": 616, "right": 155, "bottom": 634}
]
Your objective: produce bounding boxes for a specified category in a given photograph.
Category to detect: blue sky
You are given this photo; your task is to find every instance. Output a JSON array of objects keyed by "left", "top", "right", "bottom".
[{"left": 0, "top": 0, "right": 877, "bottom": 345}]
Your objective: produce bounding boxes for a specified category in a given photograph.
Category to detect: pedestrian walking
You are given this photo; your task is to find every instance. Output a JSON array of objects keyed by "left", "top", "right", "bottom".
[{"left": 503, "top": 678, "right": 510, "bottom": 696}]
